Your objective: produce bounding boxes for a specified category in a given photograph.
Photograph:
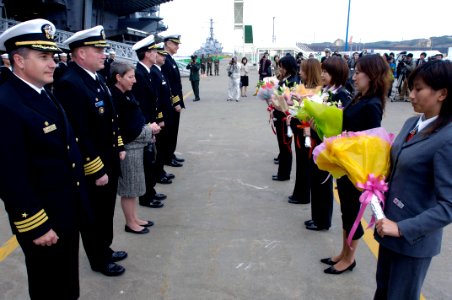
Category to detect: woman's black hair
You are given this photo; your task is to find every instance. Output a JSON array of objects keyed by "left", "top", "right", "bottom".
[{"left": 408, "top": 60, "right": 452, "bottom": 133}]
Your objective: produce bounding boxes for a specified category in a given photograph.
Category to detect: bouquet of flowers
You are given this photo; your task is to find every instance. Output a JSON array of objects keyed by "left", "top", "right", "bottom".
[
  {"left": 313, "top": 127, "right": 395, "bottom": 246},
  {"left": 288, "top": 84, "right": 343, "bottom": 148}
]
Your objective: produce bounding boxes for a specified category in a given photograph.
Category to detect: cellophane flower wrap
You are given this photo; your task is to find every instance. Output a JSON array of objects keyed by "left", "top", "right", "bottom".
[
  {"left": 313, "top": 127, "right": 395, "bottom": 246},
  {"left": 290, "top": 84, "right": 343, "bottom": 140}
]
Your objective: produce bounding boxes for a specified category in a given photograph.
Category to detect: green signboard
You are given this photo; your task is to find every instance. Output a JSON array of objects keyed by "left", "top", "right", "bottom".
[{"left": 244, "top": 25, "right": 253, "bottom": 44}]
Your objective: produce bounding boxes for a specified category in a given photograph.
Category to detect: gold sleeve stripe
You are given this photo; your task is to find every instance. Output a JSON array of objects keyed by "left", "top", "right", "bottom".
[
  {"left": 14, "top": 209, "right": 45, "bottom": 226},
  {"left": 17, "top": 216, "right": 49, "bottom": 233},
  {"left": 84, "top": 160, "right": 104, "bottom": 175},
  {"left": 84, "top": 156, "right": 102, "bottom": 169},
  {"left": 118, "top": 136, "right": 124, "bottom": 147},
  {"left": 157, "top": 112, "right": 163, "bottom": 119},
  {"left": 16, "top": 213, "right": 47, "bottom": 229},
  {"left": 171, "top": 95, "right": 181, "bottom": 105}
]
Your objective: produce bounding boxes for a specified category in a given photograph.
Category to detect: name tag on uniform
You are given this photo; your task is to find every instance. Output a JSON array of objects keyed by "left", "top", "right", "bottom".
[
  {"left": 43, "top": 124, "right": 57, "bottom": 134},
  {"left": 393, "top": 198, "right": 405, "bottom": 209},
  {"left": 95, "top": 100, "right": 104, "bottom": 107}
]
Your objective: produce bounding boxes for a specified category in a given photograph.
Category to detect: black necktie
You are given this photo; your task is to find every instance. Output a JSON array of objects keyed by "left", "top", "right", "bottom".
[{"left": 41, "top": 89, "right": 57, "bottom": 108}]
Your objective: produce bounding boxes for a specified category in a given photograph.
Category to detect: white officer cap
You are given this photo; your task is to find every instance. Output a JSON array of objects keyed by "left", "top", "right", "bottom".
[
  {"left": 163, "top": 34, "right": 181, "bottom": 44},
  {"left": 132, "top": 35, "right": 158, "bottom": 53},
  {"left": 64, "top": 25, "right": 108, "bottom": 50},
  {"left": 1, "top": 53, "right": 8, "bottom": 59},
  {"left": 109, "top": 50, "right": 115, "bottom": 54},
  {"left": 0, "top": 18, "right": 61, "bottom": 53},
  {"left": 53, "top": 53, "right": 59, "bottom": 58},
  {"left": 59, "top": 52, "right": 67, "bottom": 57},
  {"left": 155, "top": 42, "right": 168, "bottom": 56}
]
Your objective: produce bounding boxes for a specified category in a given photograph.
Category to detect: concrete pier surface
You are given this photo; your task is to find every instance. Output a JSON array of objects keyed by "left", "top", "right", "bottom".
[{"left": 1, "top": 63, "right": 451, "bottom": 300}]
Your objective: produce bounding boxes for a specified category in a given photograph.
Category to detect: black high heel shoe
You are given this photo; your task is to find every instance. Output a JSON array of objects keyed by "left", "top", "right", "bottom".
[
  {"left": 324, "top": 260, "right": 356, "bottom": 275},
  {"left": 320, "top": 257, "right": 338, "bottom": 266}
]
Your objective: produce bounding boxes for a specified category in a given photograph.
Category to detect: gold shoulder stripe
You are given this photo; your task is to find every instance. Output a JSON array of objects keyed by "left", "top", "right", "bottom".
[
  {"left": 84, "top": 156, "right": 102, "bottom": 169},
  {"left": 16, "top": 213, "right": 46, "bottom": 230},
  {"left": 14, "top": 209, "right": 45, "bottom": 226},
  {"left": 17, "top": 216, "right": 49, "bottom": 233},
  {"left": 118, "top": 136, "right": 124, "bottom": 147}
]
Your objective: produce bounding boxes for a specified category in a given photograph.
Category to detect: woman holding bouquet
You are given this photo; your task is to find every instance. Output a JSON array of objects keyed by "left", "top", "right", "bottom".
[
  {"left": 289, "top": 58, "right": 322, "bottom": 203},
  {"left": 322, "top": 55, "right": 391, "bottom": 274},
  {"left": 374, "top": 60, "right": 452, "bottom": 299},
  {"left": 303, "top": 57, "right": 352, "bottom": 232},
  {"left": 272, "top": 55, "right": 300, "bottom": 181}
]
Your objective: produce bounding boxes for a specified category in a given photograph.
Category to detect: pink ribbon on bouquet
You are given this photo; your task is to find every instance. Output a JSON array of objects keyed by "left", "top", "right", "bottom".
[{"left": 347, "top": 174, "right": 388, "bottom": 247}]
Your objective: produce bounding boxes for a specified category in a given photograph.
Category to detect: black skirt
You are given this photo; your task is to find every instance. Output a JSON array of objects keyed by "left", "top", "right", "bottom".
[{"left": 240, "top": 75, "right": 249, "bottom": 87}]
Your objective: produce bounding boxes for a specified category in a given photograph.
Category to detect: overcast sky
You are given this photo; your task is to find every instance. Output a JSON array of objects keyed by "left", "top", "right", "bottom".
[{"left": 160, "top": 0, "right": 451, "bottom": 56}]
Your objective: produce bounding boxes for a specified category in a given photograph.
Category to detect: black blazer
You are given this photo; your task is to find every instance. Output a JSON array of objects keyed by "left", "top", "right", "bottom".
[
  {"left": 161, "top": 54, "right": 185, "bottom": 108},
  {"left": 342, "top": 95, "right": 383, "bottom": 131},
  {"left": 151, "top": 65, "right": 174, "bottom": 126},
  {"left": 54, "top": 62, "right": 124, "bottom": 180},
  {"left": 132, "top": 63, "right": 159, "bottom": 124},
  {"left": 110, "top": 85, "right": 146, "bottom": 144},
  {"left": 0, "top": 74, "right": 89, "bottom": 240}
]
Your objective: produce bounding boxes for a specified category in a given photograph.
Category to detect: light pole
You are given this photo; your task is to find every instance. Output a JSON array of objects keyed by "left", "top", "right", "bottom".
[
  {"left": 272, "top": 17, "right": 276, "bottom": 43},
  {"left": 344, "top": 0, "right": 351, "bottom": 52}
]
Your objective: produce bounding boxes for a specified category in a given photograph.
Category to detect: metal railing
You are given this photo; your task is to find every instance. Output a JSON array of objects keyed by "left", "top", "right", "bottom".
[{"left": 0, "top": 18, "right": 137, "bottom": 62}]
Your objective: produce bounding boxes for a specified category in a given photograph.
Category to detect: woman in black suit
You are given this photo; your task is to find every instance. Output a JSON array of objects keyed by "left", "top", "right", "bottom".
[
  {"left": 303, "top": 57, "right": 352, "bottom": 231},
  {"left": 374, "top": 60, "right": 452, "bottom": 299},
  {"left": 272, "top": 55, "right": 300, "bottom": 181},
  {"left": 322, "top": 55, "right": 391, "bottom": 274},
  {"left": 110, "top": 62, "right": 161, "bottom": 234}
]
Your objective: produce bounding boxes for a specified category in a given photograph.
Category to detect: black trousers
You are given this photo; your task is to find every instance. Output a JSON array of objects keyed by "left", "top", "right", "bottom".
[
  {"left": 156, "top": 126, "right": 171, "bottom": 176},
  {"left": 337, "top": 176, "right": 364, "bottom": 239},
  {"left": 273, "top": 112, "right": 292, "bottom": 178},
  {"left": 168, "top": 110, "right": 181, "bottom": 159},
  {"left": 190, "top": 80, "right": 200, "bottom": 100},
  {"left": 309, "top": 158, "right": 333, "bottom": 228},
  {"left": 81, "top": 175, "right": 118, "bottom": 269},
  {"left": 374, "top": 245, "right": 431, "bottom": 300},
  {"left": 140, "top": 144, "right": 158, "bottom": 202},
  {"left": 18, "top": 230, "right": 80, "bottom": 300},
  {"left": 291, "top": 126, "right": 310, "bottom": 203}
]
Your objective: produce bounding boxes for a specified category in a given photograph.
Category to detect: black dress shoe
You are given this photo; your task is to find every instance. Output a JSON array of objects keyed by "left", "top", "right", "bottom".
[
  {"left": 125, "top": 225, "right": 149, "bottom": 234},
  {"left": 153, "top": 193, "right": 167, "bottom": 201},
  {"left": 324, "top": 261, "right": 356, "bottom": 275},
  {"left": 111, "top": 251, "right": 128, "bottom": 262},
  {"left": 164, "top": 172, "right": 175, "bottom": 180},
  {"left": 304, "top": 220, "right": 314, "bottom": 226},
  {"left": 139, "top": 200, "right": 164, "bottom": 208},
  {"left": 140, "top": 220, "right": 154, "bottom": 227},
  {"left": 93, "top": 263, "right": 125, "bottom": 277},
  {"left": 173, "top": 155, "right": 185, "bottom": 163},
  {"left": 320, "top": 257, "right": 338, "bottom": 265},
  {"left": 305, "top": 223, "right": 329, "bottom": 231},
  {"left": 157, "top": 176, "right": 172, "bottom": 184},
  {"left": 288, "top": 195, "right": 309, "bottom": 204},
  {"left": 272, "top": 175, "right": 289, "bottom": 181},
  {"left": 165, "top": 159, "right": 183, "bottom": 167}
]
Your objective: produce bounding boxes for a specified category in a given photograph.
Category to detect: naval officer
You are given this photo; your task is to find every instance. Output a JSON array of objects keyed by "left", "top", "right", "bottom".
[
  {"left": 54, "top": 25, "right": 127, "bottom": 277},
  {"left": 0, "top": 19, "right": 90, "bottom": 299}
]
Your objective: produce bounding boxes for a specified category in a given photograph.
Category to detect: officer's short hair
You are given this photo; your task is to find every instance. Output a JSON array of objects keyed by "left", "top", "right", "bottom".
[{"left": 9, "top": 47, "right": 29, "bottom": 68}]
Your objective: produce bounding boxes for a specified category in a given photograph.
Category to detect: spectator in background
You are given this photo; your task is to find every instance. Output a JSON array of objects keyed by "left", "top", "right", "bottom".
[
  {"left": 399, "top": 53, "right": 415, "bottom": 101},
  {"left": 416, "top": 52, "right": 427, "bottom": 67},
  {"left": 435, "top": 53, "right": 443, "bottom": 60},
  {"left": 258, "top": 52, "right": 272, "bottom": 81},
  {"left": 273, "top": 55, "right": 281, "bottom": 79},
  {"left": 214, "top": 56, "right": 220, "bottom": 76},
  {"left": 227, "top": 56, "right": 241, "bottom": 102},
  {"left": 0, "top": 53, "right": 12, "bottom": 84},
  {"left": 321, "top": 48, "right": 332, "bottom": 63},
  {"left": 240, "top": 57, "right": 250, "bottom": 97},
  {"left": 187, "top": 55, "right": 201, "bottom": 101}
]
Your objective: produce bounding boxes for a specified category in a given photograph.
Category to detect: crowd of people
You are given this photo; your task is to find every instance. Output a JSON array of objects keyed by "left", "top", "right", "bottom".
[
  {"left": 0, "top": 17, "right": 451, "bottom": 300},
  {"left": 258, "top": 48, "right": 452, "bottom": 298},
  {"left": 0, "top": 19, "right": 186, "bottom": 299}
]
